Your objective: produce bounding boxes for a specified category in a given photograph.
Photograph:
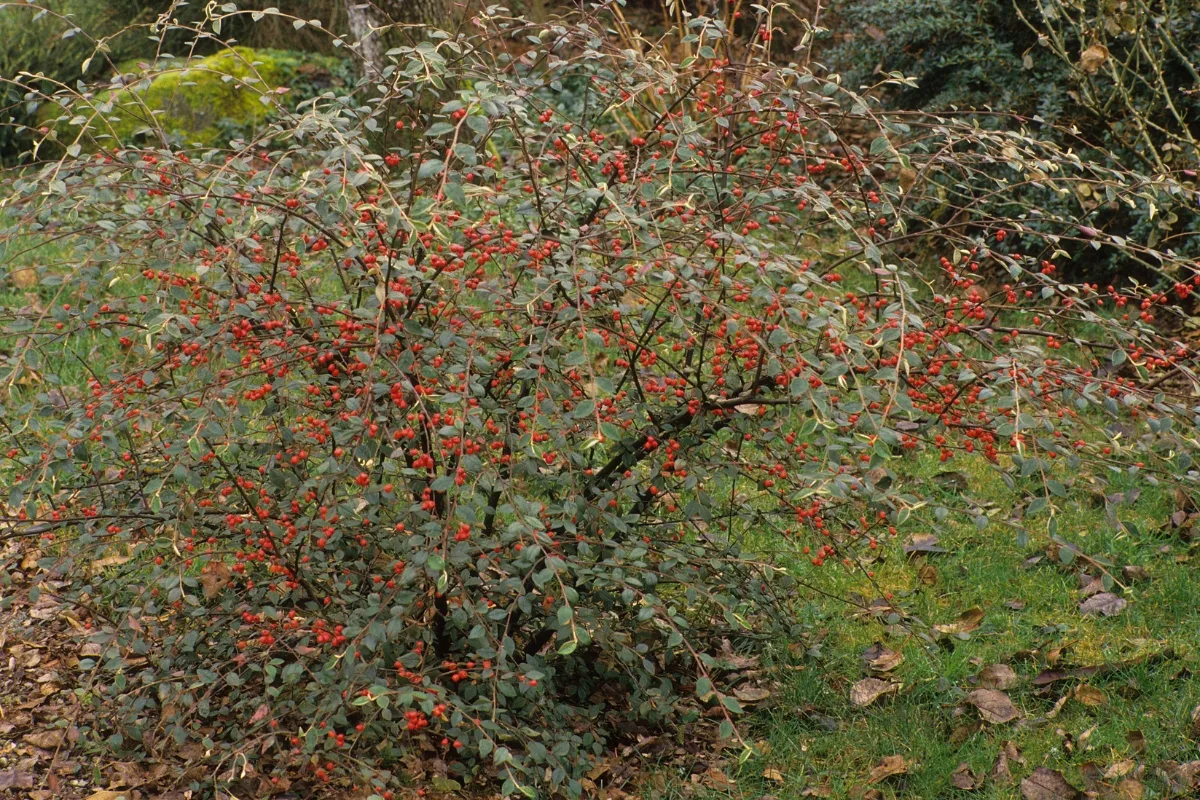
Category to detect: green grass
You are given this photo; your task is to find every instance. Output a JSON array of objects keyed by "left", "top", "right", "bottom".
[{"left": 653, "top": 450, "right": 1200, "bottom": 799}]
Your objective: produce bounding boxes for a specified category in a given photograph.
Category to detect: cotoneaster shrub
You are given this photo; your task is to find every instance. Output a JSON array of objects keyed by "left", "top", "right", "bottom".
[{"left": 3, "top": 3, "right": 1200, "bottom": 797}]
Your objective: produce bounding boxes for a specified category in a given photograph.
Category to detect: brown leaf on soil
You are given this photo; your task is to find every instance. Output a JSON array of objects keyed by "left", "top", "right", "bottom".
[
  {"left": 861, "top": 643, "right": 904, "bottom": 673},
  {"left": 1021, "top": 767, "right": 1082, "bottom": 800},
  {"left": 1080, "top": 592, "right": 1127, "bottom": 616},
  {"left": 249, "top": 702, "right": 271, "bottom": 725},
  {"left": 106, "top": 761, "right": 145, "bottom": 789},
  {"left": 850, "top": 678, "right": 901, "bottom": 707},
  {"left": 1126, "top": 730, "right": 1146, "bottom": 754},
  {"left": 952, "top": 762, "right": 983, "bottom": 790},
  {"left": 867, "top": 755, "right": 908, "bottom": 783},
  {"left": 22, "top": 729, "right": 65, "bottom": 749},
  {"left": 1073, "top": 683, "right": 1107, "bottom": 707},
  {"left": 978, "top": 664, "right": 1017, "bottom": 690},
  {"left": 918, "top": 564, "right": 938, "bottom": 585},
  {"left": 967, "top": 688, "right": 1020, "bottom": 724},
  {"left": 0, "top": 771, "right": 35, "bottom": 790},
  {"left": 934, "top": 607, "right": 985, "bottom": 635}
]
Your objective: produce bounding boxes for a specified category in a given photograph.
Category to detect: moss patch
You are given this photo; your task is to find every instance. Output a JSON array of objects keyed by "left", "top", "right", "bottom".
[{"left": 59, "top": 47, "right": 350, "bottom": 148}]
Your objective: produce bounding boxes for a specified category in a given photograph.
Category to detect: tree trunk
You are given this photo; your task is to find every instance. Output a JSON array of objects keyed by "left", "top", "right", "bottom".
[{"left": 346, "top": 2, "right": 385, "bottom": 79}]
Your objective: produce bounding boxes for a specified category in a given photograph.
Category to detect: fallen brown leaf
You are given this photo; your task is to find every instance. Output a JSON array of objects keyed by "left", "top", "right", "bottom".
[
  {"left": 992, "top": 741, "right": 1023, "bottom": 785},
  {"left": 1121, "top": 565, "right": 1150, "bottom": 583},
  {"left": 862, "top": 643, "right": 903, "bottom": 673},
  {"left": 952, "top": 762, "right": 982, "bottom": 790},
  {"left": 979, "top": 664, "right": 1017, "bottom": 690},
  {"left": 967, "top": 688, "right": 1020, "bottom": 724},
  {"left": 249, "top": 703, "right": 271, "bottom": 725},
  {"left": 0, "top": 771, "right": 35, "bottom": 790},
  {"left": 763, "top": 768, "right": 785, "bottom": 783},
  {"left": 1080, "top": 592, "right": 1127, "bottom": 617},
  {"left": 1114, "top": 778, "right": 1144, "bottom": 800},
  {"left": 867, "top": 755, "right": 908, "bottom": 783},
  {"left": 22, "top": 729, "right": 65, "bottom": 749},
  {"left": 851, "top": 678, "right": 901, "bottom": 707},
  {"left": 1156, "top": 760, "right": 1200, "bottom": 795},
  {"left": 733, "top": 686, "right": 771, "bottom": 704},
  {"left": 1046, "top": 693, "right": 1071, "bottom": 719},
  {"left": 1021, "top": 767, "right": 1082, "bottom": 800},
  {"left": 934, "top": 607, "right": 985, "bottom": 635},
  {"left": 1073, "top": 683, "right": 1107, "bottom": 707},
  {"left": 904, "top": 534, "right": 947, "bottom": 557}
]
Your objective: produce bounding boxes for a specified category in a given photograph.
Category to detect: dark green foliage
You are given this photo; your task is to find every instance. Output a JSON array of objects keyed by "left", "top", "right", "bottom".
[
  {"left": 829, "top": 0, "right": 1200, "bottom": 285},
  {"left": 830, "top": 0, "right": 1065, "bottom": 118}
]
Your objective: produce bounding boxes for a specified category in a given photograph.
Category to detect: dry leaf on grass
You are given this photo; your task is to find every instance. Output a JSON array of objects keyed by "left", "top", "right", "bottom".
[
  {"left": 978, "top": 664, "right": 1017, "bottom": 690},
  {"left": 762, "top": 768, "right": 785, "bottom": 783},
  {"left": 1154, "top": 760, "right": 1200, "bottom": 794},
  {"left": 1114, "top": 778, "right": 1144, "bottom": 799},
  {"left": 861, "top": 643, "right": 903, "bottom": 673},
  {"left": 1080, "top": 592, "right": 1127, "bottom": 616},
  {"left": 952, "top": 762, "right": 982, "bottom": 790},
  {"left": 903, "top": 534, "right": 947, "bottom": 557},
  {"left": 851, "top": 678, "right": 901, "bottom": 707},
  {"left": 1021, "top": 767, "right": 1082, "bottom": 800},
  {"left": 992, "top": 741, "right": 1024, "bottom": 785},
  {"left": 1073, "top": 683, "right": 1107, "bottom": 707},
  {"left": 967, "top": 688, "right": 1020, "bottom": 724},
  {"left": 934, "top": 607, "right": 984, "bottom": 635},
  {"left": 733, "top": 686, "right": 771, "bottom": 704},
  {"left": 1121, "top": 565, "right": 1150, "bottom": 583},
  {"left": 867, "top": 755, "right": 908, "bottom": 783},
  {"left": 1046, "top": 693, "right": 1071, "bottom": 719}
]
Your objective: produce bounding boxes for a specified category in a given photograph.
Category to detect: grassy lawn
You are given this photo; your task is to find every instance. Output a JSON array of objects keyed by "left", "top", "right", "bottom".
[{"left": 652, "top": 450, "right": 1200, "bottom": 799}]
